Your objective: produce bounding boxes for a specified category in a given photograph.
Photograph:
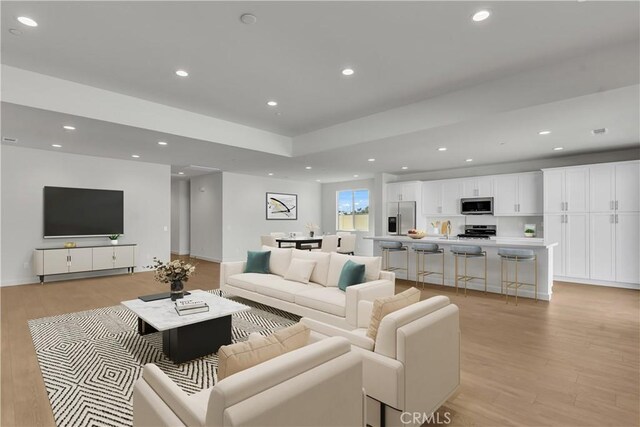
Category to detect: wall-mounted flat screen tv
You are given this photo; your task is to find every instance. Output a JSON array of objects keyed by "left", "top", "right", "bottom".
[{"left": 44, "top": 186, "right": 124, "bottom": 238}]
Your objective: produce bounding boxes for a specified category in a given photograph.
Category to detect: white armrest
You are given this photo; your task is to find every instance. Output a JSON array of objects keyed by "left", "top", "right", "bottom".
[
  {"left": 345, "top": 280, "right": 395, "bottom": 327},
  {"left": 351, "top": 346, "right": 405, "bottom": 410},
  {"left": 140, "top": 364, "right": 204, "bottom": 427},
  {"left": 301, "top": 317, "right": 374, "bottom": 350},
  {"left": 220, "top": 261, "right": 245, "bottom": 285},
  {"left": 357, "top": 300, "right": 373, "bottom": 329},
  {"left": 379, "top": 270, "right": 395, "bottom": 282}
]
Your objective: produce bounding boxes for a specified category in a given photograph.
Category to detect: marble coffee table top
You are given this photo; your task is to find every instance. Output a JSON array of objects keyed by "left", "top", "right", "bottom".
[{"left": 121, "top": 290, "right": 250, "bottom": 331}]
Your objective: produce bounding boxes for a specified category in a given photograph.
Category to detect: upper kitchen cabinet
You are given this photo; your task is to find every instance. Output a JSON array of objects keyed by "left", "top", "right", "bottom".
[
  {"left": 386, "top": 181, "right": 421, "bottom": 202},
  {"left": 589, "top": 161, "right": 639, "bottom": 213},
  {"left": 544, "top": 167, "right": 589, "bottom": 213},
  {"left": 614, "top": 161, "right": 639, "bottom": 212},
  {"left": 421, "top": 179, "right": 461, "bottom": 216},
  {"left": 494, "top": 172, "right": 542, "bottom": 216},
  {"left": 461, "top": 176, "right": 494, "bottom": 198}
]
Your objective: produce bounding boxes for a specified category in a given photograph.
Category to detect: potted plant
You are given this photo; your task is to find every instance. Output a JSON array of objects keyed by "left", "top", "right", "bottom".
[
  {"left": 305, "top": 222, "right": 319, "bottom": 237},
  {"left": 524, "top": 228, "right": 536, "bottom": 237},
  {"left": 147, "top": 258, "right": 196, "bottom": 300},
  {"left": 108, "top": 234, "right": 120, "bottom": 245}
]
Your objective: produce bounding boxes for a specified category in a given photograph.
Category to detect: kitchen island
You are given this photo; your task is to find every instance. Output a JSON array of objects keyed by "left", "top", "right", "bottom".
[{"left": 365, "top": 236, "right": 558, "bottom": 301}]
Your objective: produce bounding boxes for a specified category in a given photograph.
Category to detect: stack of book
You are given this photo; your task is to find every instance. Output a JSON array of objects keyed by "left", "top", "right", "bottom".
[{"left": 175, "top": 299, "right": 209, "bottom": 316}]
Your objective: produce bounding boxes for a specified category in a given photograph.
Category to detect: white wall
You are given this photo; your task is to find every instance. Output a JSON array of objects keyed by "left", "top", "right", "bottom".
[
  {"left": 321, "top": 178, "right": 375, "bottom": 256},
  {"left": 1, "top": 145, "right": 171, "bottom": 286},
  {"left": 222, "top": 172, "right": 321, "bottom": 261},
  {"left": 171, "top": 179, "right": 190, "bottom": 255},
  {"left": 190, "top": 173, "right": 223, "bottom": 262}
]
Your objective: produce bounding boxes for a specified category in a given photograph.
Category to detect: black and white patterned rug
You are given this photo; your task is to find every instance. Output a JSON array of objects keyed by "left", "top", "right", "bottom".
[{"left": 28, "top": 290, "right": 300, "bottom": 427}]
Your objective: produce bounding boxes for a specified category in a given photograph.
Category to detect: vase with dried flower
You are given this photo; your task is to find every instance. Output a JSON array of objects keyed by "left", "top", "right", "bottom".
[
  {"left": 305, "top": 222, "right": 319, "bottom": 237},
  {"left": 147, "top": 258, "right": 196, "bottom": 301}
]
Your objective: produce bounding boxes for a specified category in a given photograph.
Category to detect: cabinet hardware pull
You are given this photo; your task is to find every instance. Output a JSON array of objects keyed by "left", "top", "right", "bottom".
[
  {"left": 615, "top": 200, "right": 618, "bottom": 210},
  {"left": 615, "top": 214, "right": 618, "bottom": 224}
]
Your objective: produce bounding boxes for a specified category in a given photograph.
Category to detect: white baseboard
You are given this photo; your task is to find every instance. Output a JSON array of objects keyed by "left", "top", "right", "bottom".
[
  {"left": 170, "top": 251, "right": 191, "bottom": 256},
  {"left": 189, "top": 255, "right": 222, "bottom": 263},
  {"left": 554, "top": 276, "right": 639, "bottom": 290}
]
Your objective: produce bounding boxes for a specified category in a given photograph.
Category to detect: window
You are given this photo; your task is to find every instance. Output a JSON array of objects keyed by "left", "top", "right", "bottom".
[{"left": 337, "top": 189, "right": 369, "bottom": 231}]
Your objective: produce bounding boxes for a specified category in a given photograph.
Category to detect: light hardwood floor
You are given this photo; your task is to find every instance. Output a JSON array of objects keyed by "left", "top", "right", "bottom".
[{"left": 1, "top": 259, "right": 638, "bottom": 427}]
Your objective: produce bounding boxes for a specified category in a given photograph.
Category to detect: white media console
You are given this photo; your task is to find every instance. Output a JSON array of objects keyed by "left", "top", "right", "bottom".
[{"left": 33, "top": 244, "right": 137, "bottom": 284}]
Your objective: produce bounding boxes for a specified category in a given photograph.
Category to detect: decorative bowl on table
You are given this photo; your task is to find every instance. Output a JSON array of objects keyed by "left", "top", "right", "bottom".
[{"left": 407, "top": 230, "right": 426, "bottom": 239}]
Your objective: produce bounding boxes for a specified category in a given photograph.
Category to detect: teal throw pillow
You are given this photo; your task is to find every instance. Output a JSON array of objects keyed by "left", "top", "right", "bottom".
[
  {"left": 338, "top": 260, "right": 366, "bottom": 291},
  {"left": 244, "top": 251, "right": 271, "bottom": 274}
]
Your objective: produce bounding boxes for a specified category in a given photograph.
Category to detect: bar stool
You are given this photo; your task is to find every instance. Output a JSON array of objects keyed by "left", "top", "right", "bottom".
[
  {"left": 413, "top": 243, "right": 444, "bottom": 288},
  {"left": 498, "top": 248, "right": 538, "bottom": 305},
  {"left": 380, "top": 241, "right": 409, "bottom": 279},
  {"left": 450, "top": 245, "right": 487, "bottom": 296}
]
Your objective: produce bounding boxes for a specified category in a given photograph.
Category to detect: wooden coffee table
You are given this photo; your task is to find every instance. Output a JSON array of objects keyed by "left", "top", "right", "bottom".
[{"left": 121, "top": 290, "right": 250, "bottom": 363}]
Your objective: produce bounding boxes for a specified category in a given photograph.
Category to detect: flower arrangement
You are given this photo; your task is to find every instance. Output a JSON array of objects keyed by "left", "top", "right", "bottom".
[
  {"left": 305, "top": 222, "right": 319, "bottom": 232},
  {"left": 108, "top": 234, "right": 120, "bottom": 241},
  {"left": 147, "top": 258, "right": 196, "bottom": 284}
]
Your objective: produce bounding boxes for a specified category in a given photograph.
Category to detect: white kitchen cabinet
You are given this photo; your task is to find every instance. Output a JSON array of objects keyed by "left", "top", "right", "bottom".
[
  {"left": 34, "top": 245, "right": 137, "bottom": 283},
  {"left": 615, "top": 212, "right": 640, "bottom": 283},
  {"left": 386, "top": 181, "right": 421, "bottom": 202},
  {"left": 544, "top": 167, "right": 589, "bottom": 213},
  {"left": 615, "top": 162, "right": 639, "bottom": 212},
  {"left": 564, "top": 213, "right": 590, "bottom": 279},
  {"left": 421, "top": 180, "right": 460, "bottom": 215},
  {"left": 589, "top": 164, "right": 615, "bottom": 213},
  {"left": 589, "top": 213, "right": 616, "bottom": 281},
  {"left": 545, "top": 213, "right": 589, "bottom": 279},
  {"left": 494, "top": 172, "right": 542, "bottom": 215},
  {"left": 461, "top": 176, "right": 494, "bottom": 198}
]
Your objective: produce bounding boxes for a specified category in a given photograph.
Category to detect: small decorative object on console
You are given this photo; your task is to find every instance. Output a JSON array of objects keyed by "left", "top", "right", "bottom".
[
  {"left": 305, "top": 222, "right": 319, "bottom": 237},
  {"left": 524, "top": 224, "right": 536, "bottom": 237},
  {"left": 147, "top": 258, "right": 196, "bottom": 301},
  {"left": 108, "top": 234, "right": 120, "bottom": 245}
]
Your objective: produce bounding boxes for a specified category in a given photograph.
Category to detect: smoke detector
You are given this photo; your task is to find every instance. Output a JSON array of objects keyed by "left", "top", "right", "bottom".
[
  {"left": 592, "top": 128, "right": 607, "bottom": 135},
  {"left": 240, "top": 14, "right": 257, "bottom": 25},
  {"left": 2, "top": 137, "right": 18, "bottom": 143}
]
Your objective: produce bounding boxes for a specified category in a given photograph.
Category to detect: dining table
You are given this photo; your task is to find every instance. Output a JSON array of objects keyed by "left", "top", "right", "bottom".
[{"left": 275, "top": 236, "right": 324, "bottom": 250}]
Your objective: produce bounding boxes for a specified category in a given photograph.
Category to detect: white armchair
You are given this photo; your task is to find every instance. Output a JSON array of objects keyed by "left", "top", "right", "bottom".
[
  {"left": 133, "top": 336, "right": 364, "bottom": 427},
  {"left": 302, "top": 296, "right": 460, "bottom": 427}
]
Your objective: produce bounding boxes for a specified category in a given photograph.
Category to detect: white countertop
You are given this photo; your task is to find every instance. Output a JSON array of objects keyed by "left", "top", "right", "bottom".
[
  {"left": 121, "top": 290, "right": 250, "bottom": 331},
  {"left": 365, "top": 235, "right": 557, "bottom": 248}
]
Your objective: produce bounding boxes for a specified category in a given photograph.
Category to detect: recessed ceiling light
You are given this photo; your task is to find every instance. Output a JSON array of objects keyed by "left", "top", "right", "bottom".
[
  {"left": 63, "top": 125, "right": 76, "bottom": 131},
  {"left": 305, "top": 166, "right": 312, "bottom": 170},
  {"left": 175, "top": 70, "right": 189, "bottom": 77},
  {"left": 267, "top": 100, "right": 278, "bottom": 107},
  {"left": 341, "top": 68, "right": 355, "bottom": 76},
  {"left": 131, "top": 154, "right": 140, "bottom": 158},
  {"left": 538, "top": 130, "right": 551, "bottom": 135},
  {"left": 553, "top": 147, "right": 564, "bottom": 151},
  {"left": 465, "top": 158, "right": 473, "bottom": 162},
  {"left": 51, "top": 144, "right": 62, "bottom": 148},
  {"left": 17, "top": 16, "right": 38, "bottom": 27},
  {"left": 438, "top": 147, "right": 447, "bottom": 152},
  {"left": 353, "top": 174, "right": 359, "bottom": 178},
  {"left": 268, "top": 173, "right": 274, "bottom": 176},
  {"left": 157, "top": 141, "right": 168, "bottom": 146},
  {"left": 178, "top": 172, "right": 185, "bottom": 175},
  {"left": 401, "top": 166, "right": 409, "bottom": 170},
  {"left": 240, "top": 13, "right": 257, "bottom": 24},
  {"left": 472, "top": 10, "right": 491, "bottom": 22},
  {"left": 368, "top": 158, "right": 375, "bottom": 162}
]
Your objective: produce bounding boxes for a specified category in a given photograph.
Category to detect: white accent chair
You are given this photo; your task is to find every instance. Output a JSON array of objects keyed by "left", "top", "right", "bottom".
[
  {"left": 133, "top": 337, "right": 364, "bottom": 427},
  {"left": 260, "top": 235, "right": 277, "bottom": 247},
  {"left": 338, "top": 234, "right": 357, "bottom": 255},
  {"left": 320, "top": 234, "right": 339, "bottom": 253},
  {"left": 302, "top": 296, "right": 460, "bottom": 427}
]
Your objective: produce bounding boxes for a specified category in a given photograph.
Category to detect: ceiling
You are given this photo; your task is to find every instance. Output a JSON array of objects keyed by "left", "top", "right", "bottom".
[{"left": 1, "top": 1, "right": 639, "bottom": 182}]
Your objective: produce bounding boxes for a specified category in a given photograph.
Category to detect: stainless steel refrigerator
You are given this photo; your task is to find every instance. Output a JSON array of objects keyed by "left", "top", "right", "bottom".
[{"left": 387, "top": 201, "right": 416, "bottom": 235}]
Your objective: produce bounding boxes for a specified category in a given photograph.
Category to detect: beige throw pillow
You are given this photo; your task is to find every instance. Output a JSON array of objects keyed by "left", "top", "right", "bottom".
[
  {"left": 284, "top": 258, "right": 317, "bottom": 284},
  {"left": 366, "top": 287, "right": 421, "bottom": 341},
  {"left": 217, "top": 323, "right": 310, "bottom": 380}
]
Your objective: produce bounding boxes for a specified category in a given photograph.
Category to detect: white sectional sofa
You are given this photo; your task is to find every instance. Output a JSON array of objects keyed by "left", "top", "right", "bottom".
[{"left": 221, "top": 246, "right": 395, "bottom": 328}]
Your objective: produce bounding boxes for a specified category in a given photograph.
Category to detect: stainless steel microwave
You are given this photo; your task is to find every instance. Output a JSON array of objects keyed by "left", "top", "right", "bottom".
[{"left": 460, "top": 197, "right": 494, "bottom": 215}]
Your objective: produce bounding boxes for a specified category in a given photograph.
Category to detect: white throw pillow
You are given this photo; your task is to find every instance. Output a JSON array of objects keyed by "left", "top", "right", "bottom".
[
  {"left": 261, "top": 245, "right": 292, "bottom": 277},
  {"left": 291, "top": 249, "right": 331, "bottom": 286},
  {"left": 284, "top": 259, "right": 317, "bottom": 284},
  {"left": 326, "top": 252, "right": 382, "bottom": 287}
]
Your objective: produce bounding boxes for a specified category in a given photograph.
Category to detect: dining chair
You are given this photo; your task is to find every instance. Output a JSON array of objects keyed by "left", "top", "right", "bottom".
[
  {"left": 260, "top": 235, "right": 277, "bottom": 247},
  {"left": 336, "top": 231, "right": 352, "bottom": 236},
  {"left": 320, "top": 235, "right": 339, "bottom": 253},
  {"left": 337, "top": 234, "right": 356, "bottom": 255}
]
